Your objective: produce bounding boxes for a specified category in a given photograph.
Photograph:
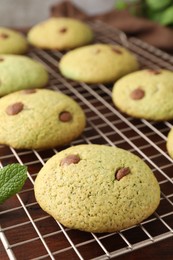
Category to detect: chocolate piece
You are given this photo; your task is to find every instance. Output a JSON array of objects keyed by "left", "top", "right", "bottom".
[
  {"left": 130, "top": 88, "right": 145, "bottom": 100},
  {"left": 94, "top": 49, "right": 101, "bottom": 54},
  {"left": 22, "top": 89, "right": 37, "bottom": 94},
  {"left": 116, "top": 167, "right": 130, "bottom": 181},
  {"left": 59, "top": 111, "right": 72, "bottom": 122},
  {"left": 112, "top": 47, "right": 122, "bottom": 54},
  {"left": 0, "top": 33, "right": 9, "bottom": 39},
  {"left": 59, "top": 28, "right": 67, "bottom": 33},
  {"left": 6, "top": 102, "right": 24, "bottom": 115},
  {"left": 148, "top": 69, "right": 161, "bottom": 75},
  {"left": 60, "top": 154, "right": 80, "bottom": 166},
  {"left": 0, "top": 58, "right": 4, "bottom": 62}
]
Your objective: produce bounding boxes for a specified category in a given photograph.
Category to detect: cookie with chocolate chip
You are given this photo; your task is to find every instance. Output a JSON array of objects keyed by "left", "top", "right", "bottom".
[
  {"left": 112, "top": 69, "right": 173, "bottom": 121},
  {"left": 0, "top": 27, "right": 28, "bottom": 54},
  {"left": 34, "top": 144, "right": 160, "bottom": 233},
  {"left": 59, "top": 43, "right": 139, "bottom": 83},
  {"left": 0, "top": 55, "right": 48, "bottom": 96},
  {"left": 27, "top": 17, "right": 94, "bottom": 50},
  {"left": 0, "top": 89, "right": 85, "bottom": 149}
]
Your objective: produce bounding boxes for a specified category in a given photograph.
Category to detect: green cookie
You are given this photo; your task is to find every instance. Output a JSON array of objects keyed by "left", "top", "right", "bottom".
[
  {"left": 0, "top": 27, "right": 28, "bottom": 54},
  {"left": 34, "top": 144, "right": 160, "bottom": 233},
  {"left": 166, "top": 128, "right": 173, "bottom": 159},
  {"left": 59, "top": 44, "right": 139, "bottom": 83},
  {"left": 27, "top": 17, "right": 94, "bottom": 50},
  {"left": 0, "top": 55, "right": 49, "bottom": 96},
  {"left": 112, "top": 69, "right": 173, "bottom": 121},
  {"left": 0, "top": 89, "right": 86, "bottom": 149}
]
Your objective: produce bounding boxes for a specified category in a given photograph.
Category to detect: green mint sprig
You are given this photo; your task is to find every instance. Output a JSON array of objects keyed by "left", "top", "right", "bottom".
[{"left": 0, "top": 164, "right": 27, "bottom": 204}]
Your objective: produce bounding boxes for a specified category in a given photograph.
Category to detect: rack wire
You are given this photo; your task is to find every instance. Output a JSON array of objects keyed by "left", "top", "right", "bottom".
[{"left": 0, "top": 20, "right": 173, "bottom": 260}]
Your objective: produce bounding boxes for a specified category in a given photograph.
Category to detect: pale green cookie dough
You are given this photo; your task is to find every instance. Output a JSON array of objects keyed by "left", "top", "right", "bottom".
[
  {"left": 0, "top": 27, "right": 28, "bottom": 54},
  {"left": 59, "top": 44, "right": 139, "bottom": 83},
  {"left": 166, "top": 128, "right": 173, "bottom": 159},
  {"left": 34, "top": 144, "right": 160, "bottom": 233},
  {"left": 0, "top": 89, "right": 86, "bottom": 149},
  {"left": 0, "top": 55, "right": 49, "bottom": 96},
  {"left": 112, "top": 69, "right": 173, "bottom": 121},
  {"left": 27, "top": 17, "right": 94, "bottom": 50}
]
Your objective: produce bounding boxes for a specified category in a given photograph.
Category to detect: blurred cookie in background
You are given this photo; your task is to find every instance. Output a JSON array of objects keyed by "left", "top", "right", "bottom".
[
  {"left": 27, "top": 17, "right": 94, "bottom": 50},
  {"left": 0, "top": 55, "right": 49, "bottom": 96},
  {"left": 0, "top": 27, "right": 28, "bottom": 54},
  {"left": 59, "top": 43, "right": 139, "bottom": 84}
]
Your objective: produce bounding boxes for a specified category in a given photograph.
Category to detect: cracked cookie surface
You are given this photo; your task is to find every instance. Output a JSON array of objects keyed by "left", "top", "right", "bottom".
[
  {"left": 0, "top": 27, "right": 28, "bottom": 54},
  {"left": 34, "top": 144, "right": 160, "bottom": 233},
  {"left": 112, "top": 69, "right": 173, "bottom": 121},
  {"left": 27, "top": 17, "right": 94, "bottom": 50},
  {"left": 0, "top": 89, "right": 86, "bottom": 149},
  {"left": 59, "top": 44, "right": 139, "bottom": 84},
  {"left": 0, "top": 55, "right": 49, "bottom": 96}
]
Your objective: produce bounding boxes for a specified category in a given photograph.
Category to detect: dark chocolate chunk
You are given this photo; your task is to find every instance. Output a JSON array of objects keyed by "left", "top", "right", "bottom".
[
  {"left": 94, "top": 49, "right": 101, "bottom": 54},
  {"left": 60, "top": 154, "right": 80, "bottom": 166},
  {"left": 22, "top": 89, "right": 37, "bottom": 94},
  {"left": 6, "top": 102, "right": 24, "bottom": 115},
  {"left": 148, "top": 69, "right": 161, "bottom": 75},
  {"left": 116, "top": 167, "right": 130, "bottom": 181},
  {"left": 59, "top": 111, "right": 72, "bottom": 122},
  {"left": 59, "top": 27, "right": 67, "bottom": 33},
  {"left": 130, "top": 88, "right": 145, "bottom": 100},
  {"left": 0, "top": 33, "right": 9, "bottom": 39},
  {"left": 112, "top": 47, "right": 122, "bottom": 54}
]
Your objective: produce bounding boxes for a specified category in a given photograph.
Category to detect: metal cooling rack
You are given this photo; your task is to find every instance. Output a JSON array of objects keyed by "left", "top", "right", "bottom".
[{"left": 0, "top": 20, "right": 173, "bottom": 260}]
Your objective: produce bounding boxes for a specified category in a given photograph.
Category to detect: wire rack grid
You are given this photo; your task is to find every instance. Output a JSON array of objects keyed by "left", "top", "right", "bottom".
[{"left": 0, "top": 20, "right": 173, "bottom": 260}]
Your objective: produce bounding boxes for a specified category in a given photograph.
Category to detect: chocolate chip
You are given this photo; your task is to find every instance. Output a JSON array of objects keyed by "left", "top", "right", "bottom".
[
  {"left": 22, "top": 89, "right": 37, "bottom": 94},
  {"left": 116, "top": 167, "right": 130, "bottom": 181},
  {"left": 130, "top": 88, "right": 145, "bottom": 100},
  {"left": 0, "top": 33, "right": 9, "bottom": 39},
  {"left": 6, "top": 102, "right": 24, "bottom": 115},
  {"left": 60, "top": 154, "right": 80, "bottom": 166},
  {"left": 59, "top": 111, "right": 72, "bottom": 122},
  {"left": 0, "top": 57, "right": 4, "bottom": 62},
  {"left": 112, "top": 47, "right": 122, "bottom": 54},
  {"left": 148, "top": 69, "right": 161, "bottom": 75},
  {"left": 59, "top": 27, "right": 67, "bottom": 33},
  {"left": 94, "top": 49, "right": 101, "bottom": 54}
]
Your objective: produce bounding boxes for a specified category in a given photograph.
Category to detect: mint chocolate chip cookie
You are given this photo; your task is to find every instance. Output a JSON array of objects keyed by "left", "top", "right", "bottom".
[
  {"left": 0, "top": 55, "right": 49, "bottom": 96},
  {"left": 112, "top": 69, "right": 173, "bottom": 121},
  {"left": 0, "top": 89, "right": 85, "bottom": 149},
  {"left": 59, "top": 44, "right": 139, "bottom": 84},
  {"left": 0, "top": 27, "right": 28, "bottom": 54},
  {"left": 34, "top": 144, "right": 160, "bottom": 233},
  {"left": 27, "top": 17, "right": 94, "bottom": 50}
]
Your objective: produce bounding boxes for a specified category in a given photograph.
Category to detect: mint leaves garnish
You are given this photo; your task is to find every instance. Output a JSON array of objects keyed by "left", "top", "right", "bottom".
[{"left": 0, "top": 164, "right": 27, "bottom": 204}]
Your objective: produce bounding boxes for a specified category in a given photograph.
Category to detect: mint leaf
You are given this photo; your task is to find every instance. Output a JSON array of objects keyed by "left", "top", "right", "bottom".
[
  {"left": 0, "top": 164, "right": 27, "bottom": 204},
  {"left": 145, "top": 0, "right": 172, "bottom": 11}
]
